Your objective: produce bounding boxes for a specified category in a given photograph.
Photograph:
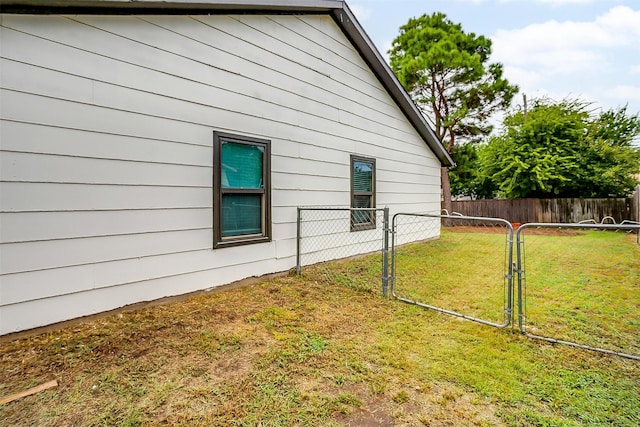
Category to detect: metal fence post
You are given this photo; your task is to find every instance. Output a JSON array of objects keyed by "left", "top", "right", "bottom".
[
  {"left": 296, "top": 207, "right": 302, "bottom": 275},
  {"left": 636, "top": 185, "right": 640, "bottom": 245},
  {"left": 382, "top": 207, "right": 390, "bottom": 297},
  {"left": 515, "top": 227, "right": 525, "bottom": 332}
]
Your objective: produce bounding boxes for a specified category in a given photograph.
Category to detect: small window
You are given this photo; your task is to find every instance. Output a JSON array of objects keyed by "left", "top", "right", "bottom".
[
  {"left": 350, "top": 155, "right": 376, "bottom": 231},
  {"left": 213, "top": 132, "right": 271, "bottom": 248}
]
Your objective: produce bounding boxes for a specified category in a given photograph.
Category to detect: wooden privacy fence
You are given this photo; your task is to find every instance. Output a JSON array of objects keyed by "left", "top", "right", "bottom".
[{"left": 452, "top": 193, "right": 640, "bottom": 224}]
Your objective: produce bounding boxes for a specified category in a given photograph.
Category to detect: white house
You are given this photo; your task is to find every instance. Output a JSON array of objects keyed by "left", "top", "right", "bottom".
[{"left": 0, "top": 0, "right": 453, "bottom": 335}]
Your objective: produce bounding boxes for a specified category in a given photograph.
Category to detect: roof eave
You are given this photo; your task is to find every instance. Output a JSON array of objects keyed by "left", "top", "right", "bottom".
[{"left": 0, "top": 0, "right": 344, "bottom": 11}]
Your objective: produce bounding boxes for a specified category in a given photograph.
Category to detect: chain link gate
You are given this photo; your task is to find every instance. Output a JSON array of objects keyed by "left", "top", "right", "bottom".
[
  {"left": 516, "top": 222, "right": 640, "bottom": 360},
  {"left": 390, "top": 213, "right": 515, "bottom": 328}
]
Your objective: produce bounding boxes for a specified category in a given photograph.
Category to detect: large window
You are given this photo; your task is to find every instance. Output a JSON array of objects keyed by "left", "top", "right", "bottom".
[
  {"left": 350, "top": 154, "right": 376, "bottom": 231},
  {"left": 213, "top": 132, "right": 271, "bottom": 248}
]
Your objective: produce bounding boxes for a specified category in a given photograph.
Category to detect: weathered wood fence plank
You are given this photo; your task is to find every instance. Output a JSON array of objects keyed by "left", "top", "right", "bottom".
[
  {"left": 452, "top": 196, "right": 637, "bottom": 224},
  {"left": 632, "top": 185, "right": 640, "bottom": 223}
]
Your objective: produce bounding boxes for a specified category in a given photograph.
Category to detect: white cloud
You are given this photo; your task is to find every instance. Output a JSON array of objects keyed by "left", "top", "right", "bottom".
[
  {"left": 456, "top": 0, "right": 595, "bottom": 3},
  {"left": 380, "top": 40, "right": 392, "bottom": 63},
  {"left": 497, "top": 0, "right": 600, "bottom": 4},
  {"left": 487, "top": 5, "right": 640, "bottom": 114},
  {"left": 595, "top": 5, "right": 640, "bottom": 38},
  {"left": 442, "top": 0, "right": 601, "bottom": 4},
  {"left": 534, "top": 0, "right": 597, "bottom": 4},
  {"left": 491, "top": 6, "right": 639, "bottom": 77},
  {"left": 503, "top": 66, "right": 542, "bottom": 87}
]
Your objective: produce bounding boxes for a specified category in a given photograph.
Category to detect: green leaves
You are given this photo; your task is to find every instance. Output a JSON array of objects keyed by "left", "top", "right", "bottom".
[{"left": 478, "top": 98, "right": 640, "bottom": 199}]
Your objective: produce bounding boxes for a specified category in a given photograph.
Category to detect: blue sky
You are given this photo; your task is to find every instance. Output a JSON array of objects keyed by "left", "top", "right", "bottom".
[{"left": 348, "top": 0, "right": 640, "bottom": 118}]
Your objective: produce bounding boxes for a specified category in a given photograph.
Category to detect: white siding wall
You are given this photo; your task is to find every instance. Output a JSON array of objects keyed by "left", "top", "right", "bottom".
[{"left": 0, "top": 13, "right": 441, "bottom": 334}]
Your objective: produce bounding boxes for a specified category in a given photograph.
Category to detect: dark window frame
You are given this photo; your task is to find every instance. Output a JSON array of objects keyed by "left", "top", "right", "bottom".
[
  {"left": 350, "top": 154, "right": 376, "bottom": 231},
  {"left": 213, "top": 131, "right": 272, "bottom": 249}
]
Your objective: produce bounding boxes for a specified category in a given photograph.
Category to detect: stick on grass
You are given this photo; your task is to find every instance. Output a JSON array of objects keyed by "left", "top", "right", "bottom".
[{"left": 0, "top": 380, "right": 58, "bottom": 405}]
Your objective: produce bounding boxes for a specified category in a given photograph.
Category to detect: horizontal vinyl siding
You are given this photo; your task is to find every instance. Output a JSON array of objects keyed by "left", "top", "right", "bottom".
[
  {"left": 1, "top": 151, "right": 211, "bottom": 186},
  {"left": 0, "top": 209, "right": 212, "bottom": 243},
  {"left": 1, "top": 17, "right": 412, "bottom": 147},
  {"left": 0, "top": 13, "right": 440, "bottom": 334},
  {"left": 2, "top": 243, "right": 280, "bottom": 306},
  {"left": 2, "top": 230, "right": 212, "bottom": 275},
  {"left": 0, "top": 182, "right": 212, "bottom": 211},
  {"left": 1, "top": 119, "right": 212, "bottom": 166}
]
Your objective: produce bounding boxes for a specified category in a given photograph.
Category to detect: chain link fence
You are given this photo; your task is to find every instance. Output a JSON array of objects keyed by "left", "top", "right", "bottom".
[
  {"left": 516, "top": 223, "right": 640, "bottom": 360},
  {"left": 391, "top": 213, "right": 514, "bottom": 328},
  {"left": 296, "top": 207, "right": 390, "bottom": 293}
]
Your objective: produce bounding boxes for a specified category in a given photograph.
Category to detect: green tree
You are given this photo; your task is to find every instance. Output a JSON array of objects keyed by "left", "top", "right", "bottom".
[
  {"left": 478, "top": 98, "right": 640, "bottom": 199},
  {"left": 449, "top": 143, "right": 496, "bottom": 199},
  {"left": 579, "top": 106, "right": 640, "bottom": 197},
  {"left": 449, "top": 143, "right": 479, "bottom": 198},
  {"left": 388, "top": 13, "right": 518, "bottom": 210}
]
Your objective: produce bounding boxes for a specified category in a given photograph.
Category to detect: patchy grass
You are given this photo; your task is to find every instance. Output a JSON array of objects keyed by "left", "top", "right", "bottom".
[{"left": 1, "top": 231, "right": 638, "bottom": 426}]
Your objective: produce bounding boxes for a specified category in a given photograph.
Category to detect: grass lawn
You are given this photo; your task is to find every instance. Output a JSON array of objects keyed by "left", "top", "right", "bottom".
[{"left": 1, "top": 230, "right": 638, "bottom": 426}]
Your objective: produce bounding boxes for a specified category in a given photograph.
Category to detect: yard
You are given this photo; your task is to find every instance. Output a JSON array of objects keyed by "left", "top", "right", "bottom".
[{"left": 1, "top": 230, "right": 639, "bottom": 426}]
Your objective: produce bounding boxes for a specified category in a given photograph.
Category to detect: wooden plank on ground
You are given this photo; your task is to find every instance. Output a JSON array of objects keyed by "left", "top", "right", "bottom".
[{"left": 0, "top": 379, "right": 58, "bottom": 405}]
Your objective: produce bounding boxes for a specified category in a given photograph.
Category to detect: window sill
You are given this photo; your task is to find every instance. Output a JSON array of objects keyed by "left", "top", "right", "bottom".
[
  {"left": 214, "top": 235, "right": 271, "bottom": 249},
  {"left": 350, "top": 223, "right": 377, "bottom": 232}
]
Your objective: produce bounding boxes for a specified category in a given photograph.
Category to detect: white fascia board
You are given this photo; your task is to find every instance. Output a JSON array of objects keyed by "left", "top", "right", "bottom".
[{"left": 0, "top": 0, "right": 343, "bottom": 10}]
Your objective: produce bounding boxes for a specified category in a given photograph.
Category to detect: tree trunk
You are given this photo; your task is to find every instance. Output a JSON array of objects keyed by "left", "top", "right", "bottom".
[{"left": 441, "top": 166, "right": 452, "bottom": 215}]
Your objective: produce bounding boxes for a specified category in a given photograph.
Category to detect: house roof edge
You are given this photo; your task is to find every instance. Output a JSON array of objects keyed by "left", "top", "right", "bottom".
[{"left": 0, "top": 0, "right": 344, "bottom": 10}]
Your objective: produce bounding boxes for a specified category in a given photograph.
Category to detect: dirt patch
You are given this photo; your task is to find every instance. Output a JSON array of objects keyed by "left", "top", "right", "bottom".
[
  {"left": 335, "top": 382, "right": 503, "bottom": 427},
  {"left": 339, "top": 401, "right": 396, "bottom": 427}
]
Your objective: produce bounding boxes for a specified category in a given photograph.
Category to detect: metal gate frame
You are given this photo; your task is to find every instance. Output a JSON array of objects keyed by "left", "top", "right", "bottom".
[
  {"left": 516, "top": 222, "right": 640, "bottom": 360},
  {"left": 390, "top": 213, "right": 515, "bottom": 329}
]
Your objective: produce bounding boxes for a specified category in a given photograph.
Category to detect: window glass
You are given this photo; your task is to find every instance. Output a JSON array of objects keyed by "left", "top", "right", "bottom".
[
  {"left": 221, "top": 142, "right": 264, "bottom": 189},
  {"left": 352, "top": 161, "right": 373, "bottom": 192},
  {"left": 352, "top": 194, "right": 373, "bottom": 225},
  {"left": 221, "top": 194, "right": 262, "bottom": 237}
]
